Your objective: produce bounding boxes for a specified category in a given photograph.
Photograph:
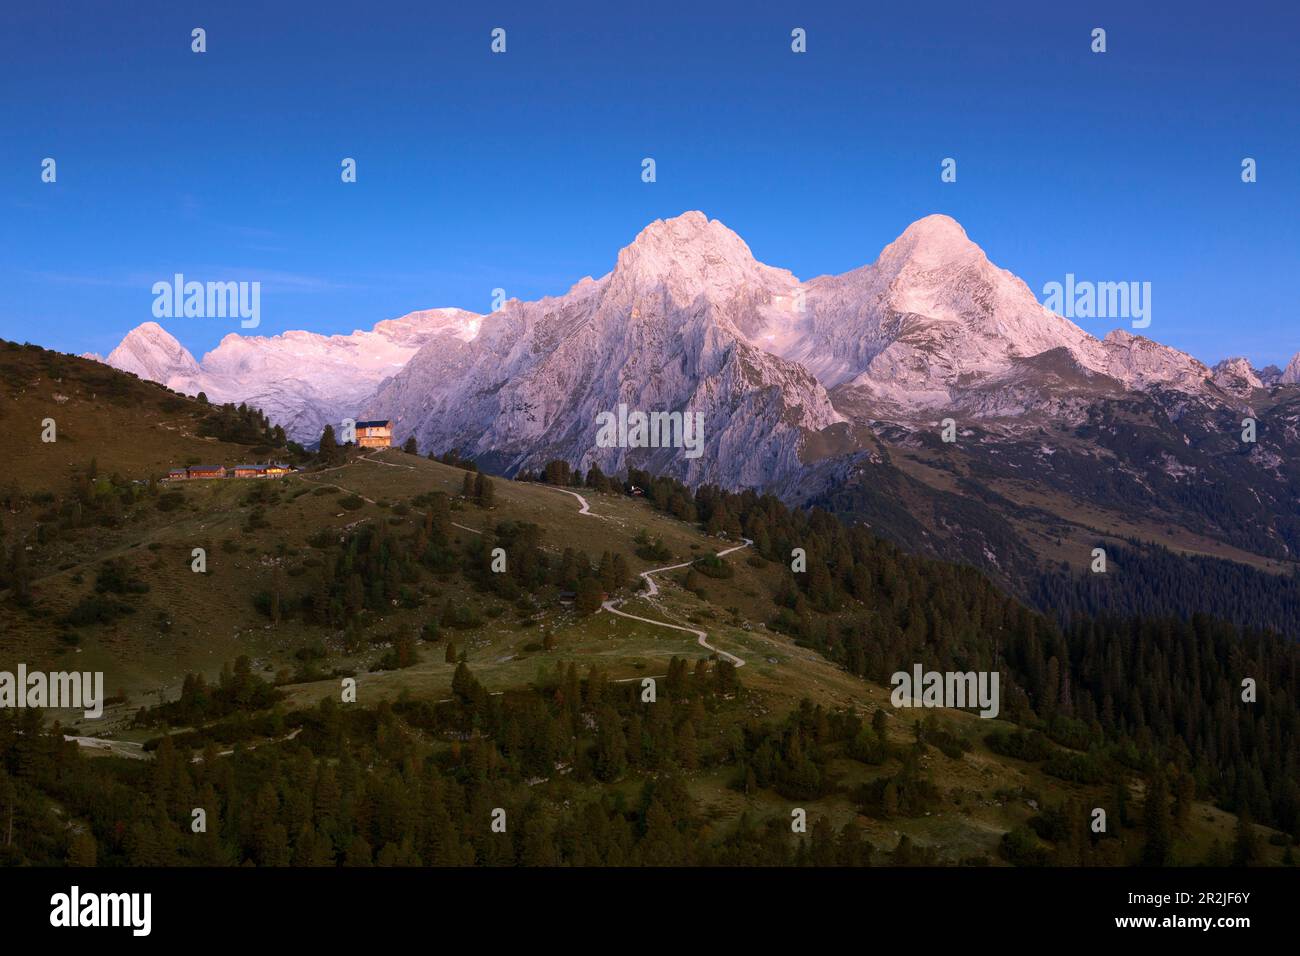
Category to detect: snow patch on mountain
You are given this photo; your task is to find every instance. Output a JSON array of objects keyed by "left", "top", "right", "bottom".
[
  {"left": 105, "top": 322, "right": 203, "bottom": 385},
  {"left": 367, "top": 212, "right": 841, "bottom": 486},
  {"left": 100, "top": 309, "right": 481, "bottom": 441},
  {"left": 95, "top": 211, "right": 1300, "bottom": 492},
  {"left": 755, "top": 214, "right": 1218, "bottom": 418}
]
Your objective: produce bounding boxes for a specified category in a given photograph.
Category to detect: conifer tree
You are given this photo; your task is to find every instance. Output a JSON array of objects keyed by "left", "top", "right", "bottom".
[
  {"left": 318, "top": 423, "right": 339, "bottom": 464},
  {"left": 474, "top": 472, "right": 494, "bottom": 507},
  {"left": 1232, "top": 809, "right": 1260, "bottom": 867},
  {"left": 1141, "top": 771, "right": 1172, "bottom": 866}
]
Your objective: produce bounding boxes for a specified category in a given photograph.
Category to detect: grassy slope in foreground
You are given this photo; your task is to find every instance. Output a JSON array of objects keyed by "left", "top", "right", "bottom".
[{"left": 0, "top": 344, "right": 1285, "bottom": 865}]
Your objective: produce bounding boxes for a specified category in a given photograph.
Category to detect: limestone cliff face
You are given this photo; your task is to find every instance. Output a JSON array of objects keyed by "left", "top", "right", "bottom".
[{"left": 105, "top": 211, "right": 1291, "bottom": 495}]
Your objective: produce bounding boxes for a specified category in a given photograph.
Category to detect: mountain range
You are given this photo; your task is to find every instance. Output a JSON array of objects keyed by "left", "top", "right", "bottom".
[
  {"left": 91, "top": 211, "right": 1300, "bottom": 588},
  {"left": 91, "top": 308, "right": 480, "bottom": 442}
]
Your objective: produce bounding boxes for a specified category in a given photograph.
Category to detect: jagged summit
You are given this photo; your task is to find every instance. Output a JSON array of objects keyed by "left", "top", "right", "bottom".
[
  {"left": 105, "top": 321, "right": 201, "bottom": 384},
  {"left": 1281, "top": 351, "right": 1300, "bottom": 385},
  {"left": 624, "top": 210, "right": 736, "bottom": 249},
  {"left": 118, "top": 321, "right": 185, "bottom": 351},
  {"left": 1212, "top": 356, "right": 1265, "bottom": 396},
  {"left": 97, "top": 212, "right": 1295, "bottom": 469},
  {"left": 760, "top": 212, "right": 1112, "bottom": 397}
]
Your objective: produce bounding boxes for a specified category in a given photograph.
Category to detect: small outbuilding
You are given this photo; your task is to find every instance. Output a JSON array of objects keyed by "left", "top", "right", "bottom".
[{"left": 187, "top": 465, "right": 226, "bottom": 479}]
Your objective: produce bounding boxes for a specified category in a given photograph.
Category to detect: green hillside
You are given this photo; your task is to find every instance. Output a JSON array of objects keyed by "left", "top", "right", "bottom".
[{"left": 0, "top": 342, "right": 1291, "bottom": 868}]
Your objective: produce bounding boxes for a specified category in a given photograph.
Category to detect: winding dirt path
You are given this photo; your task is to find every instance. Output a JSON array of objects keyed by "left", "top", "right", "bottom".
[
  {"left": 601, "top": 538, "right": 752, "bottom": 667},
  {"left": 547, "top": 486, "right": 597, "bottom": 516},
  {"left": 64, "top": 735, "right": 148, "bottom": 760},
  {"left": 307, "top": 451, "right": 746, "bottom": 665}
]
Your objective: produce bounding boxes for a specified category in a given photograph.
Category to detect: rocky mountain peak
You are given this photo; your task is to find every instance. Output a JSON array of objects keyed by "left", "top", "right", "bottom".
[
  {"left": 1211, "top": 356, "right": 1264, "bottom": 395},
  {"left": 100, "top": 309, "right": 484, "bottom": 443},
  {"left": 1280, "top": 351, "right": 1300, "bottom": 385},
  {"left": 105, "top": 321, "right": 201, "bottom": 383},
  {"left": 95, "top": 214, "right": 1294, "bottom": 470},
  {"left": 878, "top": 213, "right": 984, "bottom": 272},
  {"left": 611, "top": 211, "right": 788, "bottom": 301}
]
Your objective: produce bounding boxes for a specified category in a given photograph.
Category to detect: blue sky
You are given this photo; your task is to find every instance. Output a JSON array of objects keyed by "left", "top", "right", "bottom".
[{"left": 1, "top": 0, "right": 1296, "bottom": 365}]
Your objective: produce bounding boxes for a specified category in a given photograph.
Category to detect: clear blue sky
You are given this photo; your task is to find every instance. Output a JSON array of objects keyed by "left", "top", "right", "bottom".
[{"left": 1, "top": 0, "right": 1296, "bottom": 365}]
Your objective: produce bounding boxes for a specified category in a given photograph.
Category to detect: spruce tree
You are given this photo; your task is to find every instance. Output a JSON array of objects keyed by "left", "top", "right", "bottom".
[
  {"left": 319, "top": 423, "right": 339, "bottom": 464},
  {"left": 1141, "top": 771, "right": 1172, "bottom": 866},
  {"left": 1232, "top": 809, "right": 1260, "bottom": 867},
  {"left": 474, "top": 472, "right": 495, "bottom": 507}
]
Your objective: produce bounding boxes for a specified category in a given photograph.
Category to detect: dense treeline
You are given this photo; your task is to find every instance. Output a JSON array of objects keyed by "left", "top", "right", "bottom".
[
  {"left": 609, "top": 467, "right": 1300, "bottom": 834},
  {"left": 2, "top": 654, "right": 1246, "bottom": 867},
  {"left": 1033, "top": 539, "right": 1300, "bottom": 639},
  {"left": 1049, "top": 615, "right": 1299, "bottom": 832},
  {"left": 135, "top": 657, "right": 285, "bottom": 729},
  {"left": 0, "top": 659, "right": 894, "bottom": 867},
  {"left": 198, "top": 401, "right": 289, "bottom": 449}
]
